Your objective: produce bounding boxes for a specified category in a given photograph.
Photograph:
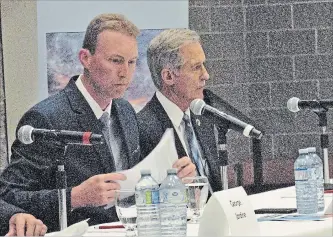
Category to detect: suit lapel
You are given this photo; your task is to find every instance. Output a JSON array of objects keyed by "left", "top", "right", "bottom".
[
  {"left": 149, "top": 95, "right": 187, "bottom": 158},
  {"left": 192, "top": 113, "right": 222, "bottom": 191},
  {"left": 78, "top": 113, "right": 115, "bottom": 171},
  {"left": 149, "top": 95, "right": 173, "bottom": 131},
  {"left": 191, "top": 113, "right": 215, "bottom": 159},
  {"left": 64, "top": 77, "right": 115, "bottom": 173},
  {"left": 112, "top": 99, "right": 134, "bottom": 168}
]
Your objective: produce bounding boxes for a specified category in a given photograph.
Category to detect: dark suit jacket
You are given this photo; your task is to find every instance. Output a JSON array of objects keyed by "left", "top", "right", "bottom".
[
  {"left": 137, "top": 93, "right": 229, "bottom": 192},
  {"left": 0, "top": 76, "right": 141, "bottom": 232},
  {"left": 0, "top": 199, "right": 26, "bottom": 235}
]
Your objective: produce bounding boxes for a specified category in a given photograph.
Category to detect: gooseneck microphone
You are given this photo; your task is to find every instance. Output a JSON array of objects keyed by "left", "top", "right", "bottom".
[
  {"left": 287, "top": 97, "right": 333, "bottom": 112},
  {"left": 190, "top": 99, "right": 263, "bottom": 139},
  {"left": 18, "top": 125, "right": 103, "bottom": 145}
]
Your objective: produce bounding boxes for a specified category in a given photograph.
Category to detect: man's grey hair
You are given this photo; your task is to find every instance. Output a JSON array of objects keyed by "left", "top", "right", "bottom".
[{"left": 147, "top": 28, "right": 201, "bottom": 90}]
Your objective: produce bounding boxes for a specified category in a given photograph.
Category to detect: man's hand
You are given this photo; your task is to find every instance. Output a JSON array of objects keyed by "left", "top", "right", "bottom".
[
  {"left": 6, "top": 213, "right": 47, "bottom": 236},
  {"left": 173, "top": 156, "right": 196, "bottom": 179},
  {"left": 71, "top": 173, "right": 126, "bottom": 208}
]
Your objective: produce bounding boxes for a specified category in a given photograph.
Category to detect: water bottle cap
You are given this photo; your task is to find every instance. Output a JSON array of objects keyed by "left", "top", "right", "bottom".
[
  {"left": 298, "top": 148, "right": 308, "bottom": 154},
  {"left": 140, "top": 169, "right": 151, "bottom": 175},
  {"left": 167, "top": 168, "right": 178, "bottom": 175},
  {"left": 307, "top": 147, "right": 316, "bottom": 153}
]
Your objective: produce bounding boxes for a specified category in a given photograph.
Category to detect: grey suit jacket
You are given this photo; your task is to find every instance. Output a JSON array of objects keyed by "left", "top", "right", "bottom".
[
  {"left": 0, "top": 76, "right": 141, "bottom": 232},
  {"left": 137, "top": 93, "right": 229, "bottom": 192}
]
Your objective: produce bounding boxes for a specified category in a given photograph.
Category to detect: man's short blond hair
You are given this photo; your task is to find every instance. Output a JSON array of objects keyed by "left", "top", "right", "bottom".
[{"left": 82, "top": 13, "right": 140, "bottom": 54}]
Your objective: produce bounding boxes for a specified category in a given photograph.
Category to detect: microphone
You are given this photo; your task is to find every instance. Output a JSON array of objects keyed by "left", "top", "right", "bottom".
[
  {"left": 18, "top": 125, "right": 103, "bottom": 145},
  {"left": 190, "top": 99, "right": 263, "bottom": 139},
  {"left": 287, "top": 97, "right": 333, "bottom": 112}
]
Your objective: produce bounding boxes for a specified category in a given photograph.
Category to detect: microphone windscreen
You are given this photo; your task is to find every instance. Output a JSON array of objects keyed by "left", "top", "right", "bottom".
[
  {"left": 190, "top": 99, "right": 206, "bottom": 115},
  {"left": 287, "top": 97, "right": 300, "bottom": 113},
  {"left": 17, "top": 125, "right": 34, "bottom": 144}
]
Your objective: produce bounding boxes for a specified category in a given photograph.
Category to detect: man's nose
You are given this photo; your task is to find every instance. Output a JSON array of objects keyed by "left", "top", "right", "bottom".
[
  {"left": 201, "top": 65, "right": 209, "bottom": 81},
  {"left": 118, "top": 64, "right": 129, "bottom": 77}
]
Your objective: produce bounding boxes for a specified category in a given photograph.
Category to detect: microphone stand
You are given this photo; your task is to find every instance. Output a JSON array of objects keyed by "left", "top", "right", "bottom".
[
  {"left": 53, "top": 137, "right": 102, "bottom": 230},
  {"left": 56, "top": 143, "right": 68, "bottom": 230},
  {"left": 215, "top": 125, "right": 229, "bottom": 190},
  {"left": 252, "top": 138, "right": 263, "bottom": 187},
  {"left": 314, "top": 109, "right": 333, "bottom": 190}
]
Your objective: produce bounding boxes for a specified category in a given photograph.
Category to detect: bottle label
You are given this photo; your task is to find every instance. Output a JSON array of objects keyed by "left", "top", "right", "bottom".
[
  {"left": 151, "top": 190, "right": 159, "bottom": 204},
  {"left": 160, "top": 189, "right": 186, "bottom": 204},
  {"left": 136, "top": 190, "right": 159, "bottom": 205},
  {"left": 295, "top": 168, "right": 315, "bottom": 181},
  {"left": 145, "top": 190, "right": 152, "bottom": 204}
]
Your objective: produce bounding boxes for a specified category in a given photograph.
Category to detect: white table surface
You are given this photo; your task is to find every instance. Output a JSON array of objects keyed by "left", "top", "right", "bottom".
[
  {"left": 249, "top": 186, "right": 333, "bottom": 236},
  {"left": 51, "top": 187, "right": 333, "bottom": 236}
]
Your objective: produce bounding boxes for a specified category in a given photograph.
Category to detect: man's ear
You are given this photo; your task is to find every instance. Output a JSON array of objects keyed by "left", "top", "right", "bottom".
[
  {"left": 161, "top": 68, "right": 175, "bottom": 86},
  {"left": 79, "top": 49, "right": 91, "bottom": 69}
]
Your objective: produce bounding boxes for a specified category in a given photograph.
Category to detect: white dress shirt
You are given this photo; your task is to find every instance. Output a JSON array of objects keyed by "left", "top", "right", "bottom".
[{"left": 75, "top": 75, "right": 112, "bottom": 119}]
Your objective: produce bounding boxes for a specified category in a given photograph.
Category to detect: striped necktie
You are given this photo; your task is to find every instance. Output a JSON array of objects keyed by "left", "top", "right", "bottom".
[
  {"left": 182, "top": 113, "right": 205, "bottom": 176},
  {"left": 100, "top": 112, "right": 112, "bottom": 153}
]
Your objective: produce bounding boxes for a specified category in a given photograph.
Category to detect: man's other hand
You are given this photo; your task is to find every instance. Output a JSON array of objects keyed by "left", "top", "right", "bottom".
[
  {"left": 173, "top": 156, "right": 196, "bottom": 179},
  {"left": 6, "top": 213, "right": 47, "bottom": 236}
]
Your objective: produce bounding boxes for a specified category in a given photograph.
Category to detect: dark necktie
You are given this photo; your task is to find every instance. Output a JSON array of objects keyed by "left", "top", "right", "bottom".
[{"left": 183, "top": 113, "right": 205, "bottom": 176}]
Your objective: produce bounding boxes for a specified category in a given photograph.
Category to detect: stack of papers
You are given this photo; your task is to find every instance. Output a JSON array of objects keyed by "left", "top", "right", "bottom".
[
  {"left": 105, "top": 129, "right": 178, "bottom": 209},
  {"left": 257, "top": 214, "right": 329, "bottom": 222}
]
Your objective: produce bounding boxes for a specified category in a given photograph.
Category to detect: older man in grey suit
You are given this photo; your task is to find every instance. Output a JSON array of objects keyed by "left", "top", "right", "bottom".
[{"left": 137, "top": 29, "right": 230, "bottom": 193}]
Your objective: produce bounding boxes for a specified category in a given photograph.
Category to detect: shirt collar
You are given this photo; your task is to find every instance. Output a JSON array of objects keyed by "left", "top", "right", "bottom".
[
  {"left": 156, "top": 91, "right": 191, "bottom": 128},
  {"left": 75, "top": 75, "right": 112, "bottom": 119}
]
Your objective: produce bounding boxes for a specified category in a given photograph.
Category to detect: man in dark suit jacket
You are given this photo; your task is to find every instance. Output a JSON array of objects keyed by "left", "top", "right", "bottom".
[
  {"left": 0, "top": 199, "right": 47, "bottom": 236},
  {"left": 0, "top": 13, "right": 142, "bottom": 232},
  {"left": 138, "top": 29, "right": 230, "bottom": 193}
]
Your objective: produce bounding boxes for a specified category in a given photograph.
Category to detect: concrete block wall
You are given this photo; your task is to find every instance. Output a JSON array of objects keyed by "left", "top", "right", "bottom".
[{"left": 189, "top": 0, "right": 333, "bottom": 184}]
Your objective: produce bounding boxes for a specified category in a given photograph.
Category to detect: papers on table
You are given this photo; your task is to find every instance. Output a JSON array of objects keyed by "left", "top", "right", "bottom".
[
  {"left": 105, "top": 128, "right": 178, "bottom": 209},
  {"left": 46, "top": 219, "right": 89, "bottom": 236},
  {"left": 257, "top": 214, "right": 328, "bottom": 222}
]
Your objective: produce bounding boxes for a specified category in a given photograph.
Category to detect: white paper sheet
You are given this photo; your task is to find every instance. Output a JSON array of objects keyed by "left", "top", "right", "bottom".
[
  {"left": 46, "top": 219, "right": 89, "bottom": 236},
  {"left": 105, "top": 128, "right": 178, "bottom": 209}
]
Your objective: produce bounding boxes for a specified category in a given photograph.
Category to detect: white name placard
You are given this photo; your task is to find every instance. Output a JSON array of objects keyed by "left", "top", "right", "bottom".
[{"left": 198, "top": 186, "right": 260, "bottom": 236}]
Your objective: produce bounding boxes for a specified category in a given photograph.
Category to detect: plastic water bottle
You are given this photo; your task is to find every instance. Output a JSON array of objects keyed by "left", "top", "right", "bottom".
[
  {"left": 135, "top": 169, "right": 160, "bottom": 236},
  {"left": 159, "top": 168, "right": 187, "bottom": 237},
  {"left": 307, "top": 147, "right": 325, "bottom": 211},
  {"left": 294, "top": 148, "right": 318, "bottom": 214}
]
